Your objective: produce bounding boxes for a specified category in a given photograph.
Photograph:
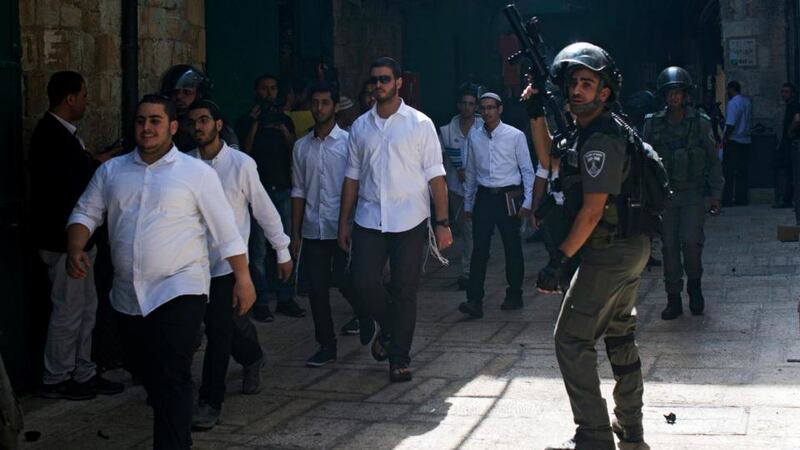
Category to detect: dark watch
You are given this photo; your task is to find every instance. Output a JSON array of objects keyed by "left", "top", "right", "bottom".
[{"left": 434, "top": 218, "right": 450, "bottom": 228}]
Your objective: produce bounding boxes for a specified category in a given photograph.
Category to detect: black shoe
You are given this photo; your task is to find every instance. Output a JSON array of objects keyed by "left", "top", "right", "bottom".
[
  {"left": 242, "top": 356, "right": 266, "bottom": 395},
  {"left": 370, "top": 330, "right": 390, "bottom": 362},
  {"left": 458, "top": 301, "right": 483, "bottom": 318},
  {"left": 612, "top": 419, "right": 650, "bottom": 449},
  {"left": 500, "top": 299, "right": 523, "bottom": 310},
  {"left": 275, "top": 299, "right": 306, "bottom": 318},
  {"left": 192, "top": 401, "right": 221, "bottom": 431},
  {"left": 306, "top": 346, "right": 337, "bottom": 367},
  {"left": 252, "top": 304, "right": 274, "bottom": 323},
  {"left": 389, "top": 363, "right": 412, "bottom": 382},
  {"left": 359, "top": 317, "right": 376, "bottom": 346},
  {"left": 661, "top": 294, "right": 683, "bottom": 320},
  {"left": 40, "top": 379, "right": 96, "bottom": 401},
  {"left": 83, "top": 374, "right": 124, "bottom": 395},
  {"left": 545, "top": 436, "right": 616, "bottom": 450},
  {"left": 456, "top": 275, "right": 470, "bottom": 291},
  {"left": 687, "top": 279, "right": 705, "bottom": 315},
  {"left": 340, "top": 317, "right": 360, "bottom": 335}
]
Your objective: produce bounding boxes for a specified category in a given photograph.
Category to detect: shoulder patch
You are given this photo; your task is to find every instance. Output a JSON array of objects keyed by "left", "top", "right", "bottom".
[{"left": 583, "top": 150, "right": 606, "bottom": 178}]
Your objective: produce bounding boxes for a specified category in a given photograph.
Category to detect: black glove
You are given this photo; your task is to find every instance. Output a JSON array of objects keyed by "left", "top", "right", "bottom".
[
  {"left": 525, "top": 90, "right": 546, "bottom": 119},
  {"left": 536, "top": 249, "right": 570, "bottom": 293}
]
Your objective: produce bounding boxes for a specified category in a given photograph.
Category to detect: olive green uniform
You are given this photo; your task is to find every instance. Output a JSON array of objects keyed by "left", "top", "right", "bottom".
[
  {"left": 643, "top": 107, "right": 723, "bottom": 295},
  {"left": 555, "top": 113, "right": 650, "bottom": 447}
]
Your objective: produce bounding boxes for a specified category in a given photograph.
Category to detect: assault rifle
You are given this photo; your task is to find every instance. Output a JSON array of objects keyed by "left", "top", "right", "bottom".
[{"left": 503, "top": 3, "right": 575, "bottom": 158}]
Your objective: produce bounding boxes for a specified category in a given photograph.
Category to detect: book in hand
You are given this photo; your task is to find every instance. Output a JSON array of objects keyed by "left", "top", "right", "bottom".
[{"left": 505, "top": 190, "right": 524, "bottom": 216}]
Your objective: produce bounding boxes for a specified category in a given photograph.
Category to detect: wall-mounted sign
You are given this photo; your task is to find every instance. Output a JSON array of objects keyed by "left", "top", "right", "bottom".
[{"left": 728, "top": 38, "right": 757, "bottom": 67}]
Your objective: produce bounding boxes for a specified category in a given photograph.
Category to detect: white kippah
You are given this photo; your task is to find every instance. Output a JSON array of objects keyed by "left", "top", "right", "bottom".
[{"left": 479, "top": 92, "right": 502, "bottom": 104}]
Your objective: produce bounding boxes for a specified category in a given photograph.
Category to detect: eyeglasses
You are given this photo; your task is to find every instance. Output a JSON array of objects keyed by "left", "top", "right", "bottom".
[
  {"left": 478, "top": 105, "right": 498, "bottom": 112},
  {"left": 368, "top": 75, "right": 393, "bottom": 85}
]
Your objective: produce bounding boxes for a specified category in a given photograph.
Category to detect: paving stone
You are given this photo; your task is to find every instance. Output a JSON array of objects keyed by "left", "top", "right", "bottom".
[
  {"left": 306, "top": 368, "right": 390, "bottom": 395},
  {"left": 415, "top": 351, "right": 497, "bottom": 379},
  {"left": 304, "top": 400, "right": 412, "bottom": 421},
  {"left": 249, "top": 417, "right": 361, "bottom": 448}
]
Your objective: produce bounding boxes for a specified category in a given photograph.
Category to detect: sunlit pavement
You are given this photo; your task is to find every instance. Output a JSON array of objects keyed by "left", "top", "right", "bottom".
[{"left": 19, "top": 202, "right": 800, "bottom": 449}]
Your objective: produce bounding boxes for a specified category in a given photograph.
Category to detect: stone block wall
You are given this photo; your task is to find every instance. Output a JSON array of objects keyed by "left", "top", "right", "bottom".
[{"left": 19, "top": 0, "right": 205, "bottom": 155}]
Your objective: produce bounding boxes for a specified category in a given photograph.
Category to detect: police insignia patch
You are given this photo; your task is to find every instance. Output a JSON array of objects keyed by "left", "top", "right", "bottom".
[{"left": 584, "top": 150, "right": 605, "bottom": 178}]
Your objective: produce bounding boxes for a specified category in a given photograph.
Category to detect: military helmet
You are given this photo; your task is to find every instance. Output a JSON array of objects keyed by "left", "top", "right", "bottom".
[
  {"left": 656, "top": 66, "right": 692, "bottom": 95},
  {"left": 550, "top": 42, "right": 622, "bottom": 101},
  {"left": 159, "top": 64, "right": 213, "bottom": 97}
]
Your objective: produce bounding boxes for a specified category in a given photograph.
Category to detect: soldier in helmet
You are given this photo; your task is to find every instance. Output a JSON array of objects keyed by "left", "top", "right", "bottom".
[
  {"left": 159, "top": 64, "right": 239, "bottom": 151},
  {"left": 643, "top": 66, "right": 723, "bottom": 320},
  {"left": 525, "top": 42, "right": 651, "bottom": 450}
]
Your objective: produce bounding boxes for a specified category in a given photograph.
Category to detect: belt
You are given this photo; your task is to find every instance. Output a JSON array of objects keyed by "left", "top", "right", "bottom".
[{"left": 477, "top": 184, "right": 521, "bottom": 195}]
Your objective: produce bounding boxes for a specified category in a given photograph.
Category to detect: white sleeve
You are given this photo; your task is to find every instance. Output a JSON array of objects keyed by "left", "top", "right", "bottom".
[
  {"left": 242, "top": 159, "right": 291, "bottom": 263},
  {"left": 195, "top": 167, "right": 247, "bottom": 260},
  {"left": 68, "top": 164, "right": 108, "bottom": 234}
]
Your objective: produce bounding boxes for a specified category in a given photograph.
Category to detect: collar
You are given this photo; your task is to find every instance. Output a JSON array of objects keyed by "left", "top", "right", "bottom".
[
  {"left": 369, "top": 99, "right": 409, "bottom": 124},
  {"left": 49, "top": 111, "right": 77, "bottom": 135},
  {"left": 313, "top": 124, "right": 346, "bottom": 141},
  {"left": 134, "top": 144, "right": 180, "bottom": 166},
  {"left": 482, "top": 120, "right": 504, "bottom": 138},
  {"left": 189, "top": 140, "right": 231, "bottom": 165}
]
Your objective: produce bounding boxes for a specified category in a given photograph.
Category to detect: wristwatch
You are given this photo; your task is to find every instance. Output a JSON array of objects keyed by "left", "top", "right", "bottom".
[{"left": 434, "top": 218, "right": 450, "bottom": 228}]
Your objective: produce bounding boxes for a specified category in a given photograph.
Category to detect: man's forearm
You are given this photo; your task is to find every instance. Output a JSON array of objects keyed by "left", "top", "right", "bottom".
[
  {"left": 226, "top": 253, "right": 250, "bottom": 279},
  {"left": 559, "top": 208, "right": 603, "bottom": 257},
  {"left": 530, "top": 117, "right": 553, "bottom": 170},
  {"left": 66, "top": 223, "right": 91, "bottom": 252},
  {"left": 339, "top": 178, "right": 358, "bottom": 226},
  {"left": 429, "top": 176, "right": 449, "bottom": 221},
  {"left": 291, "top": 197, "right": 305, "bottom": 238},
  {"left": 533, "top": 177, "right": 547, "bottom": 211}
]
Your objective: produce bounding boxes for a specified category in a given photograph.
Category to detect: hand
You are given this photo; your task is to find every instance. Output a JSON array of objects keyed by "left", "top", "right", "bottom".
[
  {"left": 435, "top": 225, "right": 453, "bottom": 251},
  {"left": 457, "top": 168, "right": 466, "bottom": 183},
  {"left": 337, "top": 222, "right": 352, "bottom": 252},
  {"left": 277, "top": 260, "right": 294, "bottom": 282},
  {"left": 528, "top": 214, "right": 540, "bottom": 229},
  {"left": 96, "top": 145, "right": 122, "bottom": 163},
  {"left": 249, "top": 104, "right": 261, "bottom": 120},
  {"left": 536, "top": 250, "right": 569, "bottom": 294},
  {"left": 66, "top": 250, "right": 91, "bottom": 279},
  {"left": 232, "top": 276, "right": 257, "bottom": 315},
  {"left": 290, "top": 237, "right": 301, "bottom": 261},
  {"left": 520, "top": 82, "right": 545, "bottom": 119},
  {"left": 517, "top": 207, "right": 531, "bottom": 219}
]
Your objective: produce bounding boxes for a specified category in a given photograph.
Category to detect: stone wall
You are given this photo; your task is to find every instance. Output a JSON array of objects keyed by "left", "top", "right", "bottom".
[
  {"left": 19, "top": 0, "right": 205, "bottom": 155},
  {"left": 720, "top": 0, "right": 787, "bottom": 134},
  {"left": 332, "top": 0, "right": 403, "bottom": 104}
]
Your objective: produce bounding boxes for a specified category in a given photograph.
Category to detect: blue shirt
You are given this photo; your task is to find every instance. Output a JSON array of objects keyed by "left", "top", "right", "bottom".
[{"left": 725, "top": 94, "right": 752, "bottom": 144}]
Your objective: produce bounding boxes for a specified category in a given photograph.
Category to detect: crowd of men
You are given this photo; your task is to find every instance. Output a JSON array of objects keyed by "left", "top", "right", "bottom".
[{"left": 14, "top": 39, "right": 783, "bottom": 449}]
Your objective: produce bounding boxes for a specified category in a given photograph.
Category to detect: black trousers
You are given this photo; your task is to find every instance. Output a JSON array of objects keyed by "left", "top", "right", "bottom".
[
  {"left": 350, "top": 220, "right": 427, "bottom": 366},
  {"left": 467, "top": 189, "right": 524, "bottom": 304},
  {"left": 116, "top": 295, "right": 207, "bottom": 450},
  {"left": 722, "top": 141, "right": 751, "bottom": 204},
  {"left": 303, "top": 239, "right": 368, "bottom": 348}
]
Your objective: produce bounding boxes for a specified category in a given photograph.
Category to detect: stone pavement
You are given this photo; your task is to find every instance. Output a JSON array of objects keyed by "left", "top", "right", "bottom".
[{"left": 18, "top": 204, "right": 800, "bottom": 449}]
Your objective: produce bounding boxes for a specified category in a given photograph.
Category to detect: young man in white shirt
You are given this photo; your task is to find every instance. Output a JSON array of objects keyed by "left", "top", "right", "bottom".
[
  {"left": 440, "top": 87, "right": 484, "bottom": 290},
  {"left": 291, "top": 83, "right": 375, "bottom": 368},
  {"left": 338, "top": 57, "right": 453, "bottom": 382},
  {"left": 460, "top": 92, "right": 535, "bottom": 318},
  {"left": 66, "top": 95, "right": 256, "bottom": 449},
  {"left": 186, "top": 100, "right": 293, "bottom": 430},
  {"left": 722, "top": 80, "right": 752, "bottom": 206}
]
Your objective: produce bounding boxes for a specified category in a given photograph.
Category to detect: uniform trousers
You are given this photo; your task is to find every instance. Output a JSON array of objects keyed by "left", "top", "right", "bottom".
[
  {"left": 117, "top": 295, "right": 206, "bottom": 450},
  {"left": 350, "top": 220, "right": 427, "bottom": 366},
  {"left": 554, "top": 234, "right": 649, "bottom": 446},
  {"left": 722, "top": 141, "right": 750, "bottom": 204},
  {"left": 661, "top": 191, "right": 705, "bottom": 294}
]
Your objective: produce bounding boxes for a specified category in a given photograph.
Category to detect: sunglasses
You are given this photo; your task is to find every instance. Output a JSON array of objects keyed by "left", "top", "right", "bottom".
[{"left": 369, "top": 75, "right": 393, "bottom": 85}]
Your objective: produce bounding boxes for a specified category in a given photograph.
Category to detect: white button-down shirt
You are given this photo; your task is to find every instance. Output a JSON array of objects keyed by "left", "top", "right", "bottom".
[
  {"left": 291, "top": 125, "right": 349, "bottom": 240},
  {"left": 440, "top": 115, "right": 483, "bottom": 196},
  {"left": 725, "top": 94, "right": 753, "bottom": 144},
  {"left": 189, "top": 142, "right": 290, "bottom": 277},
  {"left": 463, "top": 121, "right": 535, "bottom": 212},
  {"left": 345, "top": 100, "right": 446, "bottom": 232},
  {"left": 68, "top": 146, "right": 247, "bottom": 316}
]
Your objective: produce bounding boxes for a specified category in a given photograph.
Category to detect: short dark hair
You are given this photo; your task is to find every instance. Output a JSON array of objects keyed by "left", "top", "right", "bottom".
[
  {"left": 370, "top": 57, "right": 402, "bottom": 78},
  {"left": 138, "top": 94, "right": 178, "bottom": 122},
  {"left": 727, "top": 80, "right": 742, "bottom": 93},
  {"left": 254, "top": 73, "right": 278, "bottom": 90},
  {"left": 783, "top": 82, "right": 796, "bottom": 93},
  {"left": 47, "top": 71, "right": 85, "bottom": 108},
  {"left": 188, "top": 99, "right": 223, "bottom": 121},
  {"left": 308, "top": 82, "right": 340, "bottom": 104}
]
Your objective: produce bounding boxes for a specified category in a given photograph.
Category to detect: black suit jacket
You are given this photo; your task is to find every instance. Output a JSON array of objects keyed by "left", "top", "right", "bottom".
[{"left": 29, "top": 112, "right": 99, "bottom": 252}]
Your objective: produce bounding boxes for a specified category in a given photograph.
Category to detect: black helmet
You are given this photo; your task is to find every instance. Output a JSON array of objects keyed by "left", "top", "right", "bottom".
[
  {"left": 550, "top": 42, "right": 622, "bottom": 101},
  {"left": 159, "top": 65, "right": 213, "bottom": 98},
  {"left": 656, "top": 66, "right": 692, "bottom": 95}
]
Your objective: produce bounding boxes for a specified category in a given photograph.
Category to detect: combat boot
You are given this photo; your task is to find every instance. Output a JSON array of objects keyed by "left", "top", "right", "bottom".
[
  {"left": 687, "top": 278, "right": 704, "bottom": 315},
  {"left": 660, "top": 293, "right": 683, "bottom": 320},
  {"left": 612, "top": 419, "right": 650, "bottom": 450}
]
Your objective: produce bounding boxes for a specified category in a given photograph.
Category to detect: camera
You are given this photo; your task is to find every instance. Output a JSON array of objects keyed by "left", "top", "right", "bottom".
[{"left": 256, "top": 98, "right": 285, "bottom": 126}]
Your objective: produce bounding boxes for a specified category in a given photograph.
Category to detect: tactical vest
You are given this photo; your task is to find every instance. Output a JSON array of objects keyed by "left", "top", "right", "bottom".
[{"left": 645, "top": 108, "right": 707, "bottom": 190}]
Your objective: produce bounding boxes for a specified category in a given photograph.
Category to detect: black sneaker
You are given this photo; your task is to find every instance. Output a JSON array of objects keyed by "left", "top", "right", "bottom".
[
  {"left": 276, "top": 299, "right": 307, "bottom": 318},
  {"left": 500, "top": 299, "right": 523, "bottom": 310},
  {"left": 83, "top": 374, "right": 124, "bottom": 395},
  {"left": 661, "top": 294, "right": 683, "bottom": 320},
  {"left": 242, "top": 355, "right": 266, "bottom": 395},
  {"left": 458, "top": 301, "right": 483, "bottom": 318},
  {"left": 359, "top": 317, "right": 376, "bottom": 346},
  {"left": 192, "top": 401, "right": 221, "bottom": 431},
  {"left": 340, "top": 317, "right": 360, "bottom": 335},
  {"left": 252, "top": 304, "right": 274, "bottom": 322},
  {"left": 306, "top": 346, "right": 337, "bottom": 367},
  {"left": 40, "top": 379, "right": 96, "bottom": 401}
]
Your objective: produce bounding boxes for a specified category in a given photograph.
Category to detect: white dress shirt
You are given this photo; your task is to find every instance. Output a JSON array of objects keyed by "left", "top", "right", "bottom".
[
  {"left": 291, "top": 124, "right": 349, "bottom": 240},
  {"left": 190, "top": 141, "right": 291, "bottom": 277},
  {"left": 463, "top": 121, "right": 535, "bottom": 212},
  {"left": 345, "top": 100, "right": 446, "bottom": 233},
  {"left": 68, "top": 146, "right": 247, "bottom": 316},
  {"left": 725, "top": 94, "right": 753, "bottom": 144},
  {"left": 439, "top": 115, "right": 483, "bottom": 196}
]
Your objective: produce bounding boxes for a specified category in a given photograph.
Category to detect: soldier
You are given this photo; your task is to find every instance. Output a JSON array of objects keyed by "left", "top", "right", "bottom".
[
  {"left": 526, "top": 43, "right": 651, "bottom": 450},
  {"left": 643, "top": 67, "right": 723, "bottom": 320}
]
